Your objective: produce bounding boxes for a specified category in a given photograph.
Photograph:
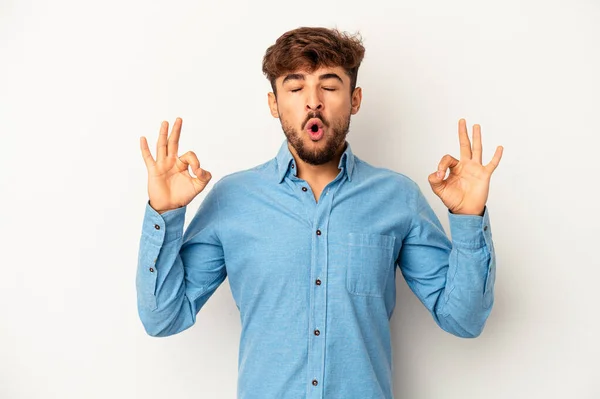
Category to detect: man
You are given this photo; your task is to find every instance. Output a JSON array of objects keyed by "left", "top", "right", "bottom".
[{"left": 137, "top": 26, "right": 503, "bottom": 399}]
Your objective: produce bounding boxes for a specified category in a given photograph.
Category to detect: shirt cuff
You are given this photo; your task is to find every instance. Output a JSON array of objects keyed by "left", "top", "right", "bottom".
[
  {"left": 447, "top": 206, "right": 492, "bottom": 249},
  {"left": 142, "top": 200, "right": 187, "bottom": 246}
]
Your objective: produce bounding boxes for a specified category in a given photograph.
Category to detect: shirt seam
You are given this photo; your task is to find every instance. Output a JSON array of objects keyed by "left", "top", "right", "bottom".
[{"left": 215, "top": 182, "right": 222, "bottom": 242}]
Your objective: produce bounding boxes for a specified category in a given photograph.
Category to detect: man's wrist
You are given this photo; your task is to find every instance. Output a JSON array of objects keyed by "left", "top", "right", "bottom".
[{"left": 449, "top": 206, "right": 485, "bottom": 216}]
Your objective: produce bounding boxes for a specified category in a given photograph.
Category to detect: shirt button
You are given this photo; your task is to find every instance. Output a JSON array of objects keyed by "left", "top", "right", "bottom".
[
  {"left": 314, "top": 329, "right": 320, "bottom": 336},
  {"left": 302, "top": 187, "right": 308, "bottom": 192},
  {"left": 483, "top": 226, "right": 488, "bottom": 231},
  {"left": 312, "top": 380, "right": 318, "bottom": 386},
  {"left": 291, "top": 164, "right": 295, "bottom": 169},
  {"left": 154, "top": 224, "right": 160, "bottom": 230},
  {"left": 315, "top": 279, "right": 321, "bottom": 286},
  {"left": 316, "top": 230, "right": 321, "bottom": 236},
  {"left": 149, "top": 267, "right": 154, "bottom": 272}
]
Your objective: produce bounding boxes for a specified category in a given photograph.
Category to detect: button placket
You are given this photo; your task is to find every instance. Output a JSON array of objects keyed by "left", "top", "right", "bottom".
[
  {"left": 307, "top": 182, "right": 339, "bottom": 399},
  {"left": 307, "top": 175, "right": 347, "bottom": 398}
]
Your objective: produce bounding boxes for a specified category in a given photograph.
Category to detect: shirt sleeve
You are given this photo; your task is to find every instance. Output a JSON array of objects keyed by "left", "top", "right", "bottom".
[
  {"left": 136, "top": 184, "right": 227, "bottom": 337},
  {"left": 397, "top": 184, "right": 495, "bottom": 338}
]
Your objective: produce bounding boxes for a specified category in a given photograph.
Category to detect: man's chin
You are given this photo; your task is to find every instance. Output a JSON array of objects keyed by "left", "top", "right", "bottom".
[
  {"left": 305, "top": 137, "right": 326, "bottom": 145},
  {"left": 297, "top": 147, "right": 336, "bottom": 165}
]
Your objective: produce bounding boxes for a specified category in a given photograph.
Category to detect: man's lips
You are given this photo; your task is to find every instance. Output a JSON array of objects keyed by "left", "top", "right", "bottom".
[
  {"left": 305, "top": 118, "right": 325, "bottom": 141},
  {"left": 305, "top": 118, "right": 325, "bottom": 131}
]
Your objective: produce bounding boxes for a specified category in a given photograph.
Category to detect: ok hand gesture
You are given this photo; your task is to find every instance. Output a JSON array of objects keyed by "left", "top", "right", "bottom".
[
  {"left": 140, "top": 118, "right": 212, "bottom": 214},
  {"left": 428, "top": 119, "right": 503, "bottom": 216}
]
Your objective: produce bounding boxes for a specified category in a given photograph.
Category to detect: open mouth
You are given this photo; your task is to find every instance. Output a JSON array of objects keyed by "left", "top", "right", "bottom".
[{"left": 305, "top": 118, "right": 324, "bottom": 141}]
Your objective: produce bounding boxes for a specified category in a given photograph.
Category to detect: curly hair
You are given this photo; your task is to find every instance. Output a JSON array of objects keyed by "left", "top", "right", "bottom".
[{"left": 262, "top": 27, "right": 365, "bottom": 96}]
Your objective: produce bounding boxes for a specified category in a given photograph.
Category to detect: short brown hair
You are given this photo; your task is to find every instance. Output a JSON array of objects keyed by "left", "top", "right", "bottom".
[{"left": 262, "top": 27, "right": 365, "bottom": 96}]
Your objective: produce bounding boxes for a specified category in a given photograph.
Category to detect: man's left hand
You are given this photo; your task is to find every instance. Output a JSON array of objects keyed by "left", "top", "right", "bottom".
[{"left": 428, "top": 119, "right": 503, "bottom": 216}]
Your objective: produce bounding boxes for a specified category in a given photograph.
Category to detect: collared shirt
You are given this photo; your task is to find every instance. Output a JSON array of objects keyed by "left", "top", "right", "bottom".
[{"left": 136, "top": 139, "right": 496, "bottom": 399}]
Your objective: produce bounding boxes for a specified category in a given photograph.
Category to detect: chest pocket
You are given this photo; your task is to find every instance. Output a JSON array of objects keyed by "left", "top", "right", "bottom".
[{"left": 346, "top": 233, "right": 396, "bottom": 297}]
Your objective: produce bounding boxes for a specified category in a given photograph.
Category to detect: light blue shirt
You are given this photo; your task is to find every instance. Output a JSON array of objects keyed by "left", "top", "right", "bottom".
[{"left": 136, "top": 139, "right": 496, "bottom": 399}]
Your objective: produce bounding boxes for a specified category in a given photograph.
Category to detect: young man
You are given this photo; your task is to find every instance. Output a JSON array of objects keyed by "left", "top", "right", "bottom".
[{"left": 137, "top": 27, "right": 503, "bottom": 399}]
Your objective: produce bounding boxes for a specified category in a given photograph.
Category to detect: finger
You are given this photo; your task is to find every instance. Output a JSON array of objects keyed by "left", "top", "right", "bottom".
[
  {"left": 157, "top": 121, "right": 168, "bottom": 162},
  {"left": 168, "top": 117, "right": 182, "bottom": 158},
  {"left": 472, "top": 124, "right": 482, "bottom": 164},
  {"left": 428, "top": 170, "right": 446, "bottom": 195},
  {"left": 458, "top": 118, "right": 472, "bottom": 161},
  {"left": 177, "top": 151, "right": 200, "bottom": 174},
  {"left": 437, "top": 154, "right": 459, "bottom": 179},
  {"left": 140, "top": 136, "right": 156, "bottom": 169},
  {"left": 485, "top": 146, "right": 504, "bottom": 173},
  {"left": 193, "top": 169, "right": 212, "bottom": 190},
  {"left": 178, "top": 151, "right": 211, "bottom": 182}
]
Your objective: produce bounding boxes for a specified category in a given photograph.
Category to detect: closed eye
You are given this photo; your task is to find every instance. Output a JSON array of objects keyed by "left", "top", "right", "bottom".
[{"left": 290, "top": 87, "right": 337, "bottom": 93}]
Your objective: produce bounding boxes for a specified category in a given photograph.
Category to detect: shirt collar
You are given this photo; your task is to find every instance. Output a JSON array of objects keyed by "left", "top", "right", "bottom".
[{"left": 275, "top": 139, "right": 355, "bottom": 183}]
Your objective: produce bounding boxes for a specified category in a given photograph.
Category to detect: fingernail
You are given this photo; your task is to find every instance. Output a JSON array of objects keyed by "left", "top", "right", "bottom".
[{"left": 437, "top": 171, "right": 443, "bottom": 179}]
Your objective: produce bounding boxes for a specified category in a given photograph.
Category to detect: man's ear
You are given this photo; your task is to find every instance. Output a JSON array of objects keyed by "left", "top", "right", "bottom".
[
  {"left": 268, "top": 92, "right": 279, "bottom": 118},
  {"left": 351, "top": 87, "right": 362, "bottom": 115}
]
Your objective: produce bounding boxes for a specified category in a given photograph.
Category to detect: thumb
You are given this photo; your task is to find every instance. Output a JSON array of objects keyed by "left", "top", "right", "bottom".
[
  {"left": 194, "top": 168, "right": 212, "bottom": 184},
  {"left": 190, "top": 168, "right": 212, "bottom": 194},
  {"left": 428, "top": 170, "right": 445, "bottom": 195}
]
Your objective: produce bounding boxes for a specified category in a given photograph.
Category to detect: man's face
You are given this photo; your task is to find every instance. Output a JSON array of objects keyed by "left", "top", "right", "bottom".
[{"left": 268, "top": 65, "right": 362, "bottom": 165}]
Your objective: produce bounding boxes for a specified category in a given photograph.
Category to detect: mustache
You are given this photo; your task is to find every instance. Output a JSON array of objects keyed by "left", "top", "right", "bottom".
[{"left": 303, "top": 112, "right": 329, "bottom": 129}]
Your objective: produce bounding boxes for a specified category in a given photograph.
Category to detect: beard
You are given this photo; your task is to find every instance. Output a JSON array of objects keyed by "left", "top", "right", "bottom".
[{"left": 280, "top": 110, "right": 351, "bottom": 165}]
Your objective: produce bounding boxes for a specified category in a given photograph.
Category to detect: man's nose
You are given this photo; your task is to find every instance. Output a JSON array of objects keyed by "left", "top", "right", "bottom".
[{"left": 306, "top": 90, "right": 323, "bottom": 111}]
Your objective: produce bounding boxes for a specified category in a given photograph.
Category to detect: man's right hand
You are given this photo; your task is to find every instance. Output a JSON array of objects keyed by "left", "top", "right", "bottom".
[{"left": 140, "top": 117, "right": 212, "bottom": 214}]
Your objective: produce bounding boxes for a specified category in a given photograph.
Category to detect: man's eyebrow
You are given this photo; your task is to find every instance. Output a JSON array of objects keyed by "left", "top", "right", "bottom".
[
  {"left": 318, "top": 73, "right": 344, "bottom": 84},
  {"left": 282, "top": 74, "right": 305, "bottom": 85},
  {"left": 281, "top": 73, "right": 344, "bottom": 85}
]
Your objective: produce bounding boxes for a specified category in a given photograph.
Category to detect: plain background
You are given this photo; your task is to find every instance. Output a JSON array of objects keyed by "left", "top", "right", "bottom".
[{"left": 1, "top": 0, "right": 599, "bottom": 398}]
